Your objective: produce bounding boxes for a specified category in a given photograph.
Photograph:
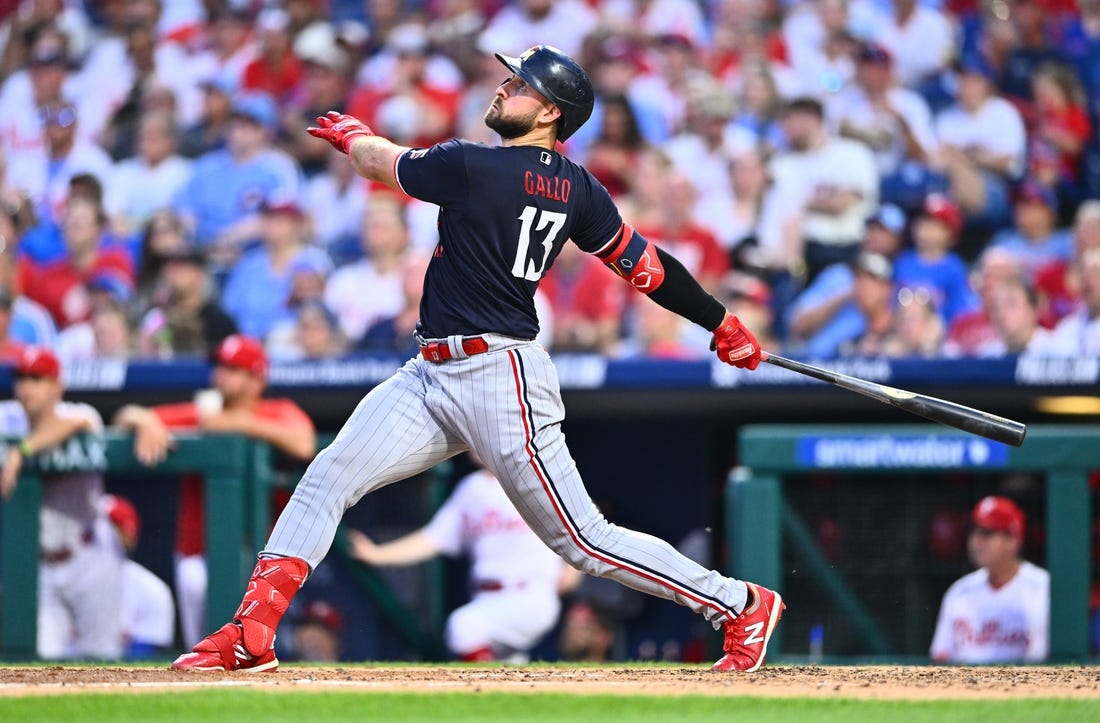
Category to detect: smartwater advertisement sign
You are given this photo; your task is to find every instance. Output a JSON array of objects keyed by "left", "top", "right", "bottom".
[{"left": 797, "top": 435, "right": 1010, "bottom": 468}]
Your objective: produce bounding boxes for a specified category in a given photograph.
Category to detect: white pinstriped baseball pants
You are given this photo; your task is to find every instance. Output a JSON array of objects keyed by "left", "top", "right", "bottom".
[{"left": 265, "top": 337, "right": 748, "bottom": 628}]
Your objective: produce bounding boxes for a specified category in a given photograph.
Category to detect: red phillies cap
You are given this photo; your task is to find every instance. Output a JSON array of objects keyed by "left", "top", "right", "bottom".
[
  {"left": 922, "top": 193, "right": 963, "bottom": 236},
  {"left": 14, "top": 346, "right": 61, "bottom": 379},
  {"left": 971, "top": 495, "right": 1025, "bottom": 540},
  {"left": 300, "top": 600, "right": 343, "bottom": 632},
  {"left": 214, "top": 334, "right": 268, "bottom": 378},
  {"left": 103, "top": 494, "right": 140, "bottom": 547}
]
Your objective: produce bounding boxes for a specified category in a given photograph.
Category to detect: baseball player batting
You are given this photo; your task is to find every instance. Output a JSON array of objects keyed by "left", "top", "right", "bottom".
[{"left": 173, "top": 45, "right": 783, "bottom": 673}]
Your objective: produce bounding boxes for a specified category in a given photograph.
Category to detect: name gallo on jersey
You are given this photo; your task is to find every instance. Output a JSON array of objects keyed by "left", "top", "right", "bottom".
[{"left": 524, "top": 172, "right": 570, "bottom": 203}]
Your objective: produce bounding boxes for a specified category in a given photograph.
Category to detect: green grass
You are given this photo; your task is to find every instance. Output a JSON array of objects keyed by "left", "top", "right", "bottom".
[{"left": 1, "top": 691, "right": 1097, "bottom": 722}]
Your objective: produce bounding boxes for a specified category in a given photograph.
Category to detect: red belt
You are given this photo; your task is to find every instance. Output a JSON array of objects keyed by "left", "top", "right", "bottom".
[
  {"left": 420, "top": 336, "right": 490, "bottom": 363},
  {"left": 41, "top": 529, "right": 94, "bottom": 564}
]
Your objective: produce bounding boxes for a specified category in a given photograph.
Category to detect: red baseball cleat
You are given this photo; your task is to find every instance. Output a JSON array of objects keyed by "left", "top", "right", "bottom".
[
  {"left": 712, "top": 582, "right": 785, "bottom": 672},
  {"left": 171, "top": 622, "right": 278, "bottom": 673}
]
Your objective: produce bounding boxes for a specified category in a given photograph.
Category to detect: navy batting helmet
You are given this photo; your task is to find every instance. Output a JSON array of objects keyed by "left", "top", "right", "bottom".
[{"left": 494, "top": 45, "right": 594, "bottom": 142}]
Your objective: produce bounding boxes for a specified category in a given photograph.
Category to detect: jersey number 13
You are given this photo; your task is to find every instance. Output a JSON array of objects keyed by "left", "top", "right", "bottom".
[{"left": 511, "top": 205, "right": 567, "bottom": 281}]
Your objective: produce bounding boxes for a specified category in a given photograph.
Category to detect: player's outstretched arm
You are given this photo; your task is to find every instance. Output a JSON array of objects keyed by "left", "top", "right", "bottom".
[
  {"left": 345, "top": 527, "right": 442, "bottom": 567},
  {"left": 307, "top": 111, "right": 409, "bottom": 192},
  {"left": 596, "top": 226, "right": 762, "bottom": 369}
]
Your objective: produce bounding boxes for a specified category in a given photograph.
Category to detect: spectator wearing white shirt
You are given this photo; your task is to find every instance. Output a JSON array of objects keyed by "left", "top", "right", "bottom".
[
  {"left": 663, "top": 80, "right": 754, "bottom": 211},
  {"left": 0, "top": 29, "right": 104, "bottom": 187},
  {"left": 598, "top": 0, "right": 708, "bottom": 48},
  {"left": 77, "top": 1, "right": 202, "bottom": 143},
  {"left": 876, "top": 0, "right": 955, "bottom": 87},
  {"left": 695, "top": 147, "right": 768, "bottom": 262},
  {"left": 932, "top": 55, "right": 1026, "bottom": 229},
  {"left": 17, "top": 98, "right": 116, "bottom": 225},
  {"left": 1046, "top": 248, "right": 1100, "bottom": 356},
  {"left": 828, "top": 42, "right": 938, "bottom": 212},
  {"left": 626, "top": 33, "right": 701, "bottom": 145},
  {"left": 759, "top": 96, "right": 879, "bottom": 281},
  {"left": 478, "top": 0, "right": 597, "bottom": 59},
  {"left": 303, "top": 147, "right": 369, "bottom": 265},
  {"left": 324, "top": 197, "right": 410, "bottom": 343},
  {"left": 783, "top": 0, "right": 876, "bottom": 97},
  {"left": 106, "top": 110, "right": 193, "bottom": 236},
  {"left": 0, "top": 0, "right": 93, "bottom": 80}
]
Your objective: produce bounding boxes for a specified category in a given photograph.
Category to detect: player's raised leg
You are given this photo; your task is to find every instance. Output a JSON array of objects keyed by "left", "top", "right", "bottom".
[{"left": 172, "top": 361, "right": 466, "bottom": 672}]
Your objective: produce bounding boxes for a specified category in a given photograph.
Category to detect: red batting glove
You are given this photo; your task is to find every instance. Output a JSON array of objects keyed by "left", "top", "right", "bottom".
[
  {"left": 307, "top": 111, "right": 375, "bottom": 155},
  {"left": 711, "top": 312, "right": 763, "bottom": 370}
]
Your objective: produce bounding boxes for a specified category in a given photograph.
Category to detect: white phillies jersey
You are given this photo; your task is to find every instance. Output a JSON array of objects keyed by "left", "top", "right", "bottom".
[
  {"left": 424, "top": 470, "right": 563, "bottom": 590},
  {"left": 121, "top": 559, "right": 176, "bottom": 648},
  {"left": 0, "top": 399, "right": 106, "bottom": 553},
  {"left": 930, "top": 561, "right": 1050, "bottom": 663}
]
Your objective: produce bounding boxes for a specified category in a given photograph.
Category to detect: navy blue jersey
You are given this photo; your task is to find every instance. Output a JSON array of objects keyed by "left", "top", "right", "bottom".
[{"left": 395, "top": 139, "right": 622, "bottom": 339}]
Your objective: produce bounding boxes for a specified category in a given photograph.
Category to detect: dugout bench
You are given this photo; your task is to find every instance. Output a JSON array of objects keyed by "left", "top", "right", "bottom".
[{"left": 728, "top": 424, "right": 1097, "bottom": 661}]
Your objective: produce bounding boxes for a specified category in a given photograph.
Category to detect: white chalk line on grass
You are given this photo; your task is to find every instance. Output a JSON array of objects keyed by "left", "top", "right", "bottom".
[{"left": 0, "top": 679, "right": 482, "bottom": 692}]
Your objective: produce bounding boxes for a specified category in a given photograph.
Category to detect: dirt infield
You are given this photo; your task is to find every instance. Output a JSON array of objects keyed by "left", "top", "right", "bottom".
[{"left": 1, "top": 665, "right": 1099, "bottom": 700}]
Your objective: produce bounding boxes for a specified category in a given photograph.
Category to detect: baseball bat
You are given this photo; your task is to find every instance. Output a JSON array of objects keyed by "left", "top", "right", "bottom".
[{"left": 761, "top": 352, "right": 1027, "bottom": 447}]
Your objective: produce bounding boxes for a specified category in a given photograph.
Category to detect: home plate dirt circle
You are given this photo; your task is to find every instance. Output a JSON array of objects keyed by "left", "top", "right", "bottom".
[{"left": 1, "top": 666, "right": 1099, "bottom": 699}]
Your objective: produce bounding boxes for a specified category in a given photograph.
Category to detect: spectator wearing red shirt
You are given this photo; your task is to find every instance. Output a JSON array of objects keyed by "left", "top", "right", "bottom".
[
  {"left": 17, "top": 196, "right": 133, "bottom": 329},
  {"left": 241, "top": 8, "right": 305, "bottom": 109},
  {"left": 347, "top": 23, "right": 461, "bottom": 148},
  {"left": 1027, "top": 62, "right": 1091, "bottom": 203},
  {"left": 634, "top": 171, "right": 729, "bottom": 294},
  {"left": 112, "top": 335, "right": 316, "bottom": 648},
  {"left": 944, "top": 247, "right": 1024, "bottom": 357},
  {"left": 583, "top": 94, "right": 647, "bottom": 200},
  {"left": 539, "top": 241, "right": 626, "bottom": 353},
  {"left": 1034, "top": 200, "right": 1100, "bottom": 327}
]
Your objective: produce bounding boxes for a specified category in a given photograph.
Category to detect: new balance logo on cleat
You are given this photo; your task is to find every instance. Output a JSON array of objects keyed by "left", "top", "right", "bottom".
[
  {"left": 712, "top": 582, "right": 785, "bottom": 672},
  {"left": 743, "top": 621, "right": 766, "bottom": 646}
]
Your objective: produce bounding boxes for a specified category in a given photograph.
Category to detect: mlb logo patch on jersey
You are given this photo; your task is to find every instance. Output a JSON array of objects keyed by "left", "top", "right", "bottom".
[{"left": 540, "top": 151, "right": 552, "bottom": 165}]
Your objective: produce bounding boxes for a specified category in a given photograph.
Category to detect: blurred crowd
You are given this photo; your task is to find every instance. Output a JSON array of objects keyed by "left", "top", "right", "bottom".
[{"left": 1, "top": 0, "right": 1099, "bottom": 367}]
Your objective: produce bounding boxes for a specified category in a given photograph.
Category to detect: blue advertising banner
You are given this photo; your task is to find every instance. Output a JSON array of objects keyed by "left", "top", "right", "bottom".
[
  {"left": 796, "top": 434, "right": 1012, "bottom": 469},
  {"left": 0, "top": 353, "right": 1092, "bottom": 393}
]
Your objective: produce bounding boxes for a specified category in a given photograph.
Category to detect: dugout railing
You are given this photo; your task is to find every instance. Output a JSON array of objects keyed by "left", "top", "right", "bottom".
[
  {"left": 0, "top": 432, "right": 449, "bottom": 660},
  {"left": 0, "top": 432, "right": 264, "bottom": 658},
  {"left": 728, "top": 424, "right": 1097, "bottom": 661}
]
